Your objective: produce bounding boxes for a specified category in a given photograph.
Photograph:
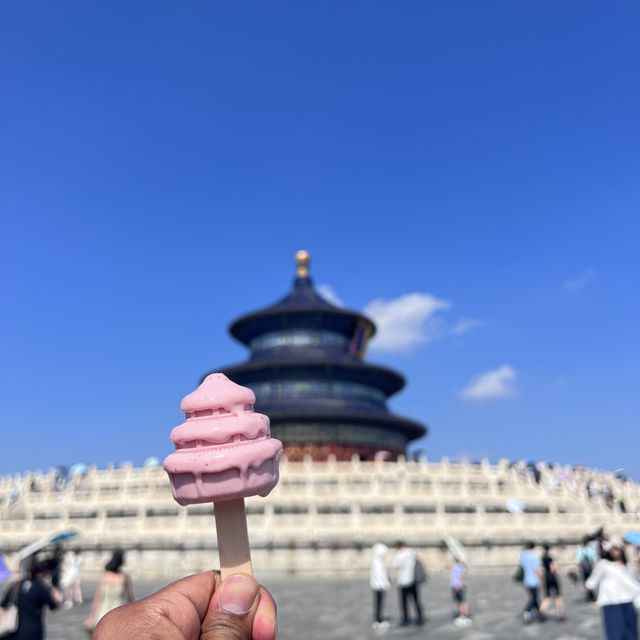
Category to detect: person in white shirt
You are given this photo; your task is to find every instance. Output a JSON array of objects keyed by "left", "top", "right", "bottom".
[
  {"left": 586, "top": 538, "right": 640, "bottom": 640},
  {"left": 61, "top": 550, "right": 83, "bottom": 609},
  {"left": 369, "top": 543, "right": 390, "bottom": 629},
  {"left": 393, "top": 541, "right": 424, "bottom": 626}
]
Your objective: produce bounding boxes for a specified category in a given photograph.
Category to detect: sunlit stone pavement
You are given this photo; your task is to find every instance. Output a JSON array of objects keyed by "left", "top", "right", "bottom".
[{"left": 46, "top": 573, "right": 605, "bottom": 640}]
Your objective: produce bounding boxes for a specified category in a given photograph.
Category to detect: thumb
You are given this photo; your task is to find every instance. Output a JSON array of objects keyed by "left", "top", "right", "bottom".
[{"left": 201, "top": 574, "right": 260, "bottom": 640}]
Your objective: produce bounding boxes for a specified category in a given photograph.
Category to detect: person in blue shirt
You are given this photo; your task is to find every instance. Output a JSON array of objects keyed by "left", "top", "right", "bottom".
[
  {"left": 576, "top": 537, "right": 598, "bottom": 602},
  {"left": 450, "top": 559, "right": 471, "bottom": 627},
  {"left": 519, "top": 542, "right": 543, "bottom": 623}
]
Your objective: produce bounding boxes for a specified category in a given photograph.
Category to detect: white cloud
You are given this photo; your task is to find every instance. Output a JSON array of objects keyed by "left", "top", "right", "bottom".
[
  {"left": 450, "top": 318, "right": 483, "bottom": 336},
  {"left": 364, "top": 293, "right": 451, "bottom": 353},
  {"left": 564, "top": 268, "right": 594, "bottom": 291},
  {"left": 317, "top": 284, "right": 345, "bottom": 308},
  {"left": 460, "top": 364, "right": 517, "bottom": 402}
]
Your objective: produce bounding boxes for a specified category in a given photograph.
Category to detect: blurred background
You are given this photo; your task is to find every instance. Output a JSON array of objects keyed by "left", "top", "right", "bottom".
[{"left": 1, "top": 2, "right": 639, "bottom": 638}]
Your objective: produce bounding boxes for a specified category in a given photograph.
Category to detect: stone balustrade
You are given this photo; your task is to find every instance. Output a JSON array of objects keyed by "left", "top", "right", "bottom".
[{"left": 1, "top": 457, "right": 638, "bottom": 578}]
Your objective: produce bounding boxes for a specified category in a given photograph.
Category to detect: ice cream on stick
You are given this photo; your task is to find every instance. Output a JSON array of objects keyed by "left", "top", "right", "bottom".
[{"left": 163, "top": 373, "right": 282, "bottom": 578}]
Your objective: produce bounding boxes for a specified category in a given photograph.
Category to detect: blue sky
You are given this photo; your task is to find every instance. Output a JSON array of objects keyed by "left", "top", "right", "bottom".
[{"left": 1, "top": 2, "right": 639, "bottom": 478}]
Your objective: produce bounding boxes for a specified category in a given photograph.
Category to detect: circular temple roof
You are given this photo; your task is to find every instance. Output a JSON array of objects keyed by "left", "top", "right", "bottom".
[
  {"left": 207, "top": 251, "right": 427, "bottom": 458},
  {"left": 229, "top": 251, "right": 376, "bottom": 345}
]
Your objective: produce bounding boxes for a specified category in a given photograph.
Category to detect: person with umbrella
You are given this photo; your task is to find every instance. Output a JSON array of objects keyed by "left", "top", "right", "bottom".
[{"left": 0, "top": 558, "right": 62, "bottom": 640}]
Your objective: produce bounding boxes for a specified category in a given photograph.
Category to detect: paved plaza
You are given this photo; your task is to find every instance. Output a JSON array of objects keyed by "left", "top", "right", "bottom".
[{"left": 44, "top": 573, "right": 607, "bottom": 640}]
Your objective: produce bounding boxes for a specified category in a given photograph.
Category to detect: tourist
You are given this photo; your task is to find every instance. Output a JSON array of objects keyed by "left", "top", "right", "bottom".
[
  {"left": 392, "top": 541, "right": 424, "bottom": 626},
  {"left": 60, "top": 550, "right": 83, "bottom": 609},
  {"left": 46, "top": 546, "right": 64, "bottom": 592},
  {"left": 0, "top": 558, "right": 62, "bottom": 640},
  {"left": 577, "top": 536, "right": 597, "bottom": 602},
  {"left": 603, "top": 485, "right": 614, "bottom": 510},
  {"left": 539, "top": 544, "right": 565, "bottom": 620},
  {"left": 92, "top": 572, "right": 276, "bottom": 640},
  {"left": 585, "top": 538, "right": 640, "bottom": 640},
  {"left": 84, "top": 550, "right": 133, "bottom": 633},
  {"left": 597, "top": 531, "right": 612, "bottom": 560},
  {"left": 369, "top": 543, "right": 390, "bottom": 629},
  {"left": 450, "top": 558, "right": 471, "bottom": 627},
  {"left": 519, "top": 542, "right": 543, "bottom": 623}
]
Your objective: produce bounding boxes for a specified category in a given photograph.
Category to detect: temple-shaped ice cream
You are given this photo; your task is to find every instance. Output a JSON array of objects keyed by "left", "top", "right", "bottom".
[{"left": 163, "top": 373, "right": 282, "bottom": 505}]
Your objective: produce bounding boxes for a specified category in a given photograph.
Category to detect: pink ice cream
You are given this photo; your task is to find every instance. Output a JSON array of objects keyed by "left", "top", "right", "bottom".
[{"left": 163, "top": 373, "right": 282, "bottom": 505}]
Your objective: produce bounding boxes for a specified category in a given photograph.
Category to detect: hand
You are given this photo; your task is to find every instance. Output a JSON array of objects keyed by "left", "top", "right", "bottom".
[
  {"left": 51, "top": 588, "right": 64, "bottom": 605},
  {"left": 93, "top": 572, "right": 277, "bottom": 640}
]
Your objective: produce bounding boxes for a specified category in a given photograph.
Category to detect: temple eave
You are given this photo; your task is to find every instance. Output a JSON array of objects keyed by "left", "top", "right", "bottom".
[
  {"left": 217, "top": 361, "right": 406, "bottom": 397},
  {"left": 229, "top": 308, "right": 376, "bottom": 345},
  {"left": 265, "top": 411, "right": 427, "bottom": 441}
]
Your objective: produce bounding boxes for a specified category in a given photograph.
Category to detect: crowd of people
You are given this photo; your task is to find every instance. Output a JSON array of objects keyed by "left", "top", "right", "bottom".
[
  {"left": 368, "top": 540, "right": 470, "bottom": 630},
  {"left": 0, "top": 548, "right": 133, "bottom": 639},
  {"left": 0, "top": 550, "right": 275, "bottom": 640},
  {"left": 509, "top": 460, "right": 639, "bottom": 516},
  {"left": 2, "top": 533, "right": 640, "bottom": 639},
  {"left": 366, "top": 530, "right": 640, "bottom": 637},
  {"left": 516, "top": 530, "right": 640, "bottom": 640}
]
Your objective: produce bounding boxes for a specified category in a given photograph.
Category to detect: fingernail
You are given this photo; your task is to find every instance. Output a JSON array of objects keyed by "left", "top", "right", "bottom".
[{"left": 220, "top": 574, "right": 259, "bottom": 616}]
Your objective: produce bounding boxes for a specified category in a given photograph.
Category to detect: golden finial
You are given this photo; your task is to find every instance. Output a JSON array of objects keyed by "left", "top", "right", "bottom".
[{"left": 295, "top": 250, "right": 311, "bottom": 278}]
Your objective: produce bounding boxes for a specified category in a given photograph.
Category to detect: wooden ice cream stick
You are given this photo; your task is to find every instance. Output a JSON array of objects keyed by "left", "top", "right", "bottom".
[{"left": 215, "top": 498, "right": 253, "bottom": 579}]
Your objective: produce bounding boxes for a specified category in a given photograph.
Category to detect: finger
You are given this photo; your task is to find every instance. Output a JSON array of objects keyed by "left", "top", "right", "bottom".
[
  {"left": 95, "top": 572, "right": 217, "bottom": 640},
  {"left": 253, "top": 586, "right": 277, "bottom": 640},
  {"left": 201, "top": 573, "right": 260, "bottom": 640},
  {"left": 143, "top": 571, "right": 218, "bottom": 639}
]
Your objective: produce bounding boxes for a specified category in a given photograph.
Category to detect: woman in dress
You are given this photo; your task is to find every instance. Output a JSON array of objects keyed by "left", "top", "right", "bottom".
[
  {"left": 84, "top": 550, "right": 133, "bottom": 633},
  {"left": 586, "top": 539, "right": 640, "bottom": 640},
  {"left": 0, "top": 559, "right": 61, "bottom": 640}
]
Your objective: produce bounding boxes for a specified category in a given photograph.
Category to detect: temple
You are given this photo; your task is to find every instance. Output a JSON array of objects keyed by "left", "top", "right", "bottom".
[
  {"left": 2, "top": 252, "right": 638, "bottom": 578},
  {"left": 205, "top": 251, "right": 427, "bottom": 461}
]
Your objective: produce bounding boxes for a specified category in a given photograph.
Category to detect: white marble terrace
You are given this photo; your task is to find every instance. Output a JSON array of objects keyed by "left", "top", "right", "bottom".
[{"left": 1, "top": 457, "right": 638, "bottom": 578}]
